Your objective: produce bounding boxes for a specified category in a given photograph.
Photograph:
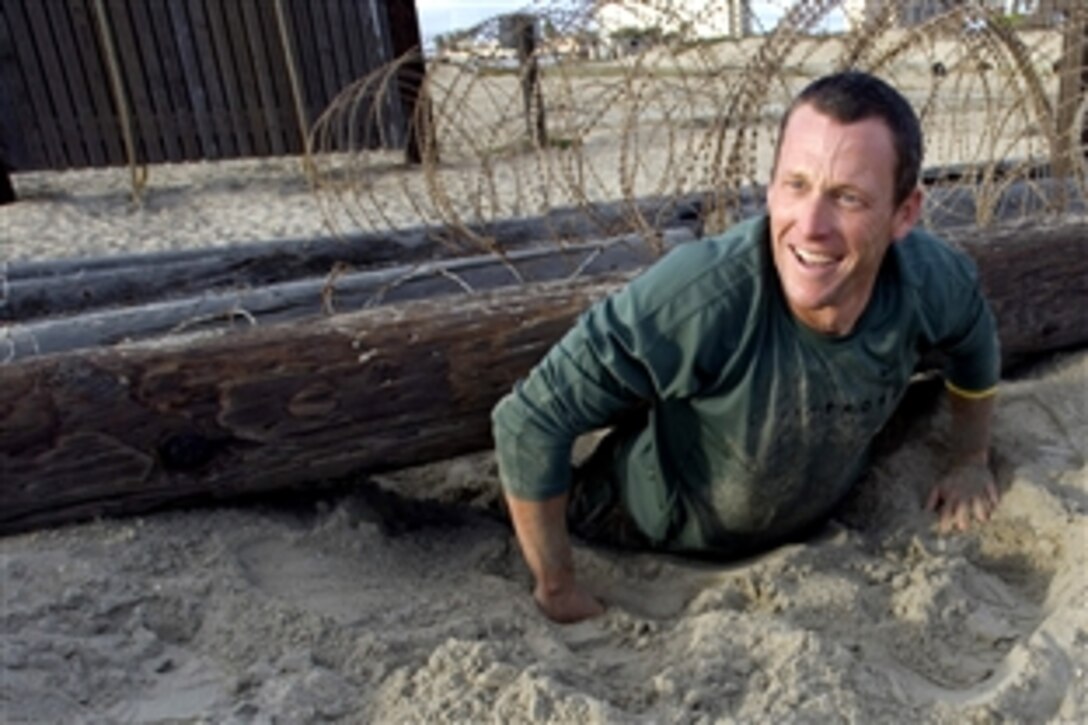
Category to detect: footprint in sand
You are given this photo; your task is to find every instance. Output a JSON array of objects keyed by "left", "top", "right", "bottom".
[{"left": 236, "top": 537, "right": 395, "bottom": 625}]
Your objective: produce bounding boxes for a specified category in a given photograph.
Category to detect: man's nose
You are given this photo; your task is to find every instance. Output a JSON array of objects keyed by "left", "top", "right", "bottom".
[{"left": 797, "top": 195, "right": 832, "bottom": 238}]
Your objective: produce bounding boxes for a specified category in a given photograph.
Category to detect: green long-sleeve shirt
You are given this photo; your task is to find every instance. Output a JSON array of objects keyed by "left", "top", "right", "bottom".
[{"left": 492, "top": 215, "right": 1000, "bottom": 554}]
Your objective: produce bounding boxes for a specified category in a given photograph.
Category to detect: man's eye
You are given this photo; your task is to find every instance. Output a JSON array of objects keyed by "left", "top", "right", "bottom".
[
  {"left": 783, "top": 178, "right": 806, "bottom": 191},
  {"left": 836, "top": 190, "right": 864, "bottom": 207}
]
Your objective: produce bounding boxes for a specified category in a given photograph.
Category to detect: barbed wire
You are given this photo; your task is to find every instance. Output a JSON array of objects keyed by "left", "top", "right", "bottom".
[{"left": 309, "top": 0, "right": 1087, "bottom": 257}]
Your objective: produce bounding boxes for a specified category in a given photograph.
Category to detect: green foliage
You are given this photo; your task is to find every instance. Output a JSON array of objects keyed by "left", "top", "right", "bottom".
[
  {"left": 993, "top": 13, "right": 1027, "bottom": 29},
  {"left": 609, "top": 25, "right": 663, "bottom": 44}
]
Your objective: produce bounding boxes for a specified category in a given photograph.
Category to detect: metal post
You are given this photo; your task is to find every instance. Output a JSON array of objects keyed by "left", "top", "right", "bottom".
[
  {"left": 386, "top": 0, "right": 433, "bottom": 165},
  {"left": 0, "top": 159, "right": 14, "bottom": 205},
  {"left": 1054, "top": 2, "right": 1086, "bottom": 187},
  {"left": 1080, "top": 10, "right": 1087, "bottom": 166},
  {"left": 514, "top": 14, "right": 546, "bottom": 147}
]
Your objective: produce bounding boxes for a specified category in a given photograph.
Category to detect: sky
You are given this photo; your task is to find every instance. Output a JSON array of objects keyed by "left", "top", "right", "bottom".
[
  {"left": 413, "top": 1, "right": 805, "bottom": 42},
  {"left": 416, "top": 0, "right": 537, "bottom": 41}
]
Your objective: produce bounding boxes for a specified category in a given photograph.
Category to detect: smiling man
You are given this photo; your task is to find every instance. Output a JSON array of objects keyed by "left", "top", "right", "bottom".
[{"left": 492, "top": 72, "right": 1001, "bottom": 623}]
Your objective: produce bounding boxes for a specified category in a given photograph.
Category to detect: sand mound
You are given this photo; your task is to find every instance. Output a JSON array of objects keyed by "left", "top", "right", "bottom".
[{"left": 2, "top": 351, "right": 1085, "bottom": 722}]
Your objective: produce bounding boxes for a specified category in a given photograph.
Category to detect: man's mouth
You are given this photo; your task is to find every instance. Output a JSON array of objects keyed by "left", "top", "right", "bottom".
[{"left": 790, "top": 244, "right": 840, "bottom": 269}]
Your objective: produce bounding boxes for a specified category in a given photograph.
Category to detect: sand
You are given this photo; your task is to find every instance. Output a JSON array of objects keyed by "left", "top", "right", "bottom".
[{"left": 1, "top": 350, "right": 1085, "bottom": 722}]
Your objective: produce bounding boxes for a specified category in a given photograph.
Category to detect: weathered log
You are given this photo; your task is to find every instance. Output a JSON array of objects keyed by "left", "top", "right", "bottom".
[
  {"left": 965, "top": 220, "right": 1088, "bottom": 364},
  {"left": 7, "top": 172, "right": 1078, "bottom": 321},
  {"left": 2, "top": 229, "right": 693, "bottom": 360},
  {"left": 0, "top": 219, "right": 1085, "bottom": 534},
  {"left": 3, "top": 191, "right": 709, "bottom": 318},
  {"left": 0, "top": 276, "right": 628, "bottom": 534},
  {"left": 3, "top": 231, "right": 433, "bottom": 322}
]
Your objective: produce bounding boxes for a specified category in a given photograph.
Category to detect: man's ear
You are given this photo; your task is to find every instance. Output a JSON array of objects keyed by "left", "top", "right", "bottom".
[{"left": 891, "top": 186, "right": 923, "bottom": 241}]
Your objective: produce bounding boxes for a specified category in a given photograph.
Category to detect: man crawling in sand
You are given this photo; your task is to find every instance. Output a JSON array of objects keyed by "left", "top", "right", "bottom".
[{"left": 491, "top": 71, "right": 1002, "bottom": 624}]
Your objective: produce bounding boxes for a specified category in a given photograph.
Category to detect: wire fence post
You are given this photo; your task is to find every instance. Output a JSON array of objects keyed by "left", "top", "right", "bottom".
[
  {"left": 1054, "top": 2, "right": 1087, "bottom": 196},
  {"left": 513, "top": 14, "right": 547, "bottom": 148},
  {"left": 1080, "top": 10, "right": 1087, "bottom": 169},
  {"left": 386, "top": 0, "right": 434, "bottom": 165},
  {"left": 0, "top": 159, "right": 14, "bottom": 205}
]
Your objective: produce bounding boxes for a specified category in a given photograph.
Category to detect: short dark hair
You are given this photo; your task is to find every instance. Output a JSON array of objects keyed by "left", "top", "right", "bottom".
[{"left": 774, "top": 71, "right": 923, "bottom": 207}]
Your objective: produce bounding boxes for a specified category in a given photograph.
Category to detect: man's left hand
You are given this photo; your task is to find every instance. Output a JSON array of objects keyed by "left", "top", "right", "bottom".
[{"left": 926, "top": 461, "right": 1000, "bottom": 533}]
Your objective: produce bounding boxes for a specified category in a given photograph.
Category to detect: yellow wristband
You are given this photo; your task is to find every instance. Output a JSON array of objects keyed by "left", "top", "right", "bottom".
[{"left": 945, "top": 380, "right": 998, "bottom": 400}]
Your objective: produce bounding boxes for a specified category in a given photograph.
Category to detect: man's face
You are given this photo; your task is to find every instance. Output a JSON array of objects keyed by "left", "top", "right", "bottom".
[{"left": 767, "top": 103, "right": 921, "bottom": 335}]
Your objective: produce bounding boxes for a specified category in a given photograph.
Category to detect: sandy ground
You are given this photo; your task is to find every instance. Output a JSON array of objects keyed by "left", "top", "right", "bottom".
[{"left": 1, "top": 351, "right": 1085, "bottom": 722}]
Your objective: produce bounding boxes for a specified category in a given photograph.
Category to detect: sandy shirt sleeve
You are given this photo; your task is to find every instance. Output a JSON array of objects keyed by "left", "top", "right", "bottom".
[
  {"left": 490, "top": 296, "right": 653, "bottom": 500},
  {"left": 491, "top": 229, "right": 744, "bottom": 501},
  {"left": 905, "top": 229, "right": 1001, "bottom": 395}
]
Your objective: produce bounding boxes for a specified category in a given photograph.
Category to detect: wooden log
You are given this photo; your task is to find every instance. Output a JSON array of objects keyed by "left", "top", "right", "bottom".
[
  {"left": 6, "top": 190, "right": 709, "bottom": 281},
  {"left": 4, "top": 163, "right": 1058, "bottom": 287},
  {"left": 2, "top": 229, "right": 693, "bottom": 360},
  {"left": 0, "top": 220, "right": 1085, "bottom": 534},
  {"left": 0, "top": 228, "right": 640, "bottom": 322},
  {"left": 0, "top": 275, "right": 628, "bottom": 534},
  {"left": 965, "top": 220, "right": 1088, "bottom": 366},
  {"left": 6, "top": 173, "right": 1080, "bottom": 322},
  {"left": 2, "top": 195, "right": 707, "bottom": 321}
]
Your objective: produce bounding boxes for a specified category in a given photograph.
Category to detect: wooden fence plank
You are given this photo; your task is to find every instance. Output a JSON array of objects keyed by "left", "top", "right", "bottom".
[
  {"left": 187, "top": 0, "right": 233, "bottom": 158},
  {"left": 321, "top": 0, "right": 375, "bottom": 149},
  {"left": 346, "top": 0, "right": 378, "bottom": 88},
  {"left": 344, "top": 0, "right": 388, "bottom": 146},
  {"left": 258, "top": 0, "right": 301, "bottom": 152},
  {"left": 25, "top": 0, "right": 88, "bottom": 167},
  {"left": 309, "top": 0, "right": 342, "bottom": 107},
  {"left": 146, "top": 0, "right": 201, "bottom": 159},
  {"left": 287, "top": 0, "right": 326, "bottom": 128},
  {"left": 239, "top": 0, "right": 285, "bottom": 155},
  {"left": 166, "top": 0, "right": 216, "bottom": 158},
  {"left": 105, "top": 0, "right": 165, "bottom": 163},
  {"left": 4, "top": 1, "right": 67, "bottom": 168},
  {"left": 384, "top": 0, "right": 427, "bottom": 160},
  {"left": 0, "top": 4, "right": 42, "bottom": 168},
  {"left": 234, "top": 0, "right": 276, "bottom": 155},
  {"left": 324, "top": 0, "right": 354, "bottom": 92},
  {"left": 339, "top": 0, "right": 366, "bottom": 81},
  {"left": 221, "top": 0, "right": 270, "bottom": 156},
  {"left": 205, "top": 0, "right": 254, "bottom": 156},
  {"left": 68, "top": 0, "right": 126, "bottom": 164},
  {"left": 363, "top": 0, "right": 402, "bottom": 149},
  {"left": 125, "top": 0, "right": 184, "bottom": 161},
  {"left": 41, "top": 0, "right": 106, "bottom": 166}
]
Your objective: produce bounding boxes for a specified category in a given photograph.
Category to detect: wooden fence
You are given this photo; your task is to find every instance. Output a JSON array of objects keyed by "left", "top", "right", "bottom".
[{"left": 0, "top": 0, "right": 423, "bottom": 175}]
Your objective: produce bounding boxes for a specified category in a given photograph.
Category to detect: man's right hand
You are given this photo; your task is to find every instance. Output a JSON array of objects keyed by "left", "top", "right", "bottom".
[
  {"left": 505, "top": 491, "right": 605, "bottom": 624},
  {"left": 534, "top": 581, "right": 605, "bottom": 624}
]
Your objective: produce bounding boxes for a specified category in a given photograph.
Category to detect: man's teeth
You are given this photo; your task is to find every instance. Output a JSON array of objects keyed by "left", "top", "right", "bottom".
[{"left": 793, "top": 246, "right": 837, "bottom": 266}]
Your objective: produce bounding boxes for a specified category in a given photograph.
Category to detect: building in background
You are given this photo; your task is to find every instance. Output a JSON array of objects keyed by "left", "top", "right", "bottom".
[
  {"left": 843, "top": 0, "right": 1064, "bottom": 31},
  {"left": 594, "top": 0, "right": 753, "bottom": 49}
]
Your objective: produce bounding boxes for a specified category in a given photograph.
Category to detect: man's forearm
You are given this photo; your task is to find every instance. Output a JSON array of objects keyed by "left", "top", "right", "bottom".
[
  {"left": 946, "top": 388, "right": 996, "bottom": 466},
  {"left": 503, "top": 490, "right": 605, "bottom": 622},
  {"left": 927, "top": 388, "right": 999, "bottom": 531},
  {"left": 504, "top": 492, "right": 576, "bottom": 596}
]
